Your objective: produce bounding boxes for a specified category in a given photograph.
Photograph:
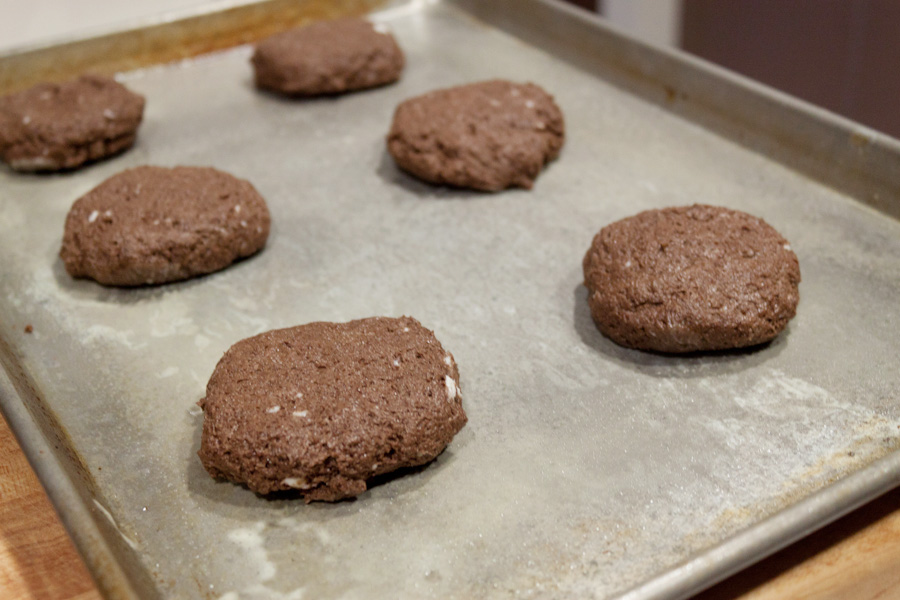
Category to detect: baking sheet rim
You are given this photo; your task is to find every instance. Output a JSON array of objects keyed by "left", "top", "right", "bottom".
[{"left": 1, "top": 1, "right": 900, "bottom": 599}]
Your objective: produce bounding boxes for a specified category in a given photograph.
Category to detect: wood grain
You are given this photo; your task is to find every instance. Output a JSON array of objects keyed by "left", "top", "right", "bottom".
[
  {"left": 0, "top": 413, "right": 100, "bottom": 600},
  {"left": 3, "top": 407, "right": 900, "bottom": 600},
  {"left": 695, "top": 486, "right": 900, "bottom": 600}
]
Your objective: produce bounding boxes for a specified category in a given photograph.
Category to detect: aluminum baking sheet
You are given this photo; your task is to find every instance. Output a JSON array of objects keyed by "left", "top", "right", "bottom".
[{"left": 2, "top": 1, "right": 900, "bottom": 599}]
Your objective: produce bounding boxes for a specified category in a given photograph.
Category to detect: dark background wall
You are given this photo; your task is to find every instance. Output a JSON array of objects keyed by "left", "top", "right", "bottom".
[
  {"left": 682, "top": 0, "right": 900, "bottom": 138},
  {"left": 562, "top": 0, "right": 900, "bottom": 139},
  {"left": 564, "top": 0, "right": 596, "bottom": 9}
]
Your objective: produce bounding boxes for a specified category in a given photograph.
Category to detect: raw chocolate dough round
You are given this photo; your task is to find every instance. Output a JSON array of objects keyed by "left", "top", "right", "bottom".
[
  {"left": 582, "top": 204, "right": 801, "bottom": 353},
  {"left": 386, "top": 79, "right": 565, "bottom": 191},
  {"left": 0, "top": 74, "right": 144, "bottom": 171},
  {"left": 251, "top": 17, "right": 404, "bottom": 96},
  {"left": 198, "top": 316, "right": 467, "bottom": 501},
  {"left": 60, "top": 166, "right": 270, "bottom": 286}
]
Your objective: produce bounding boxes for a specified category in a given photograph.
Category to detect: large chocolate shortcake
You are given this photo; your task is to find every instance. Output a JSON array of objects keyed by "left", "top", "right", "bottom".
[
  {"left": 582, "top": 204, "right": 801, "bottom": 353},
  {"left": 387, "top": 79, "right": 564, "bottom": 191},
  {"left": 252, "top": 17, "right": 404, "bottom": 96},
  {"left": 198, "top": 316, "right": 467, "bottom": 502},
  {"left": 60, "top": 166, "right": 270, "bottom": 286},
  {"left": 0, "top": 74, "right": 144, "bottom": 171}
]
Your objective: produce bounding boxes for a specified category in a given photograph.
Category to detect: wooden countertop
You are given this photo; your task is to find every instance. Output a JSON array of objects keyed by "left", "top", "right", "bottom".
[
  {"left": 0, "top": 413, "right": 98, "bottom": 600},
  {"left": 3, "top": 412, "right": 900, "bottom": 600}
]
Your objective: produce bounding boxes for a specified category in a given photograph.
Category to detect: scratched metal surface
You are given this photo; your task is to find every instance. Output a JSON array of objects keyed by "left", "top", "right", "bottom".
[{"left": 1, "top": 1, "right": 900, "bottom": 599}]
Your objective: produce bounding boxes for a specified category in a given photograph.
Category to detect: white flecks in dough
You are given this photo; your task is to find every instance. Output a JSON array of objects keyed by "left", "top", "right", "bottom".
[
  {"left": 10, "top": 156, "right": 57, "bottom": 170},
  {"left": 103, "top": 108, "right": 116, "bottom": 119},
  {"left": 403, "top": 327, "right": 409, "bottom": 332},
  {"left": 93, "top": 499, "right": 139, "bottom": 550},
  {"left": 625, "top": 260, "right": 632, "bottom": 268},
  {"left": 372, "top": 463, "right": 379, "bottom": 470},
  {"left": 535, "top": 121, "right": 546, "bottom": 130},
  {"left": 157, "top": 366, "right": 179, "bottom": 379},
  {"left": 266, "top": 405, "right": 281, "bottom": 414},
  {"left": 256, "top": 226, "right": 263, "bottom": 234},
  {"left": 282, "top": 477, "right": 312, "bottom": 489},
  {"left": 240, "top": 220, "right": 248, "bottom": 227},
  {"left": 234, "top": 205, "right": 241, "bottom": 214},
  {"left": 489, "top": 99, "right": 501, "bottom": 108},
  {"left": 443, "top": 355, "right": 452, "bottom": 366},
  {"left": 22, "top": 115, "right": 31, "bottom": 125},
  {"left": 88, "top": 210, "right": 99, "bottom": 223},
  {"left": 292, "top": 410, "right": 308, "bottom": 418},
  {"left": 510, "top": 88, "right": 520, "bottom": 97},
  {"left": 784, "top": 244, "right": 792, "bottom": 251},
  {"left": 393, "top": 359, "right": 400, "bottom": 367},
  {"left": 295, "top": 392, "right": 303, "bottom": 399},
  {"left": 445, "top": 376, "right": 459, "bottom": 401},
  {"left": 525, "top": 99, "right": 535, "bottom": 109},
  {"left": 666, "top": 313, "right": 677, "bottom": 329}
]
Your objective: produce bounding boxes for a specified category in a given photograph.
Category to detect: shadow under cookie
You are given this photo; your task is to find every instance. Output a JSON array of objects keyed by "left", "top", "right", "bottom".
[
  {"left": 375, "top": 147, "right": 521, "bottom": 201},
  {"left": 571, "top": 281, "right": 787, "bottom": 380}
]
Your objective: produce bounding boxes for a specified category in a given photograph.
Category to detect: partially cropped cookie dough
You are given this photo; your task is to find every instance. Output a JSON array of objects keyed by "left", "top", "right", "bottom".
[
  {"left": 251, "top": 17, "right": 405, "bottom": 96},
  {"left": 582, "top": 204, "right": 801, "bottom": 353},
  {"left": 387, "top": 79, "right": 565, "bottom": 191},
  {"left": 198, "top": 316, "right": 467, "bottom": 502},
  {"left": 0, "top": 74, "right": 144, "bottom": 171},
  {"left": 60, "top": 166, "right": 270, "bottom": 286}
]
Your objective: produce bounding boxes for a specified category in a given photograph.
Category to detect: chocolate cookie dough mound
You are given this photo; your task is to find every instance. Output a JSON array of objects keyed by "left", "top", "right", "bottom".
[
  {"left": 582, "top": 204, "right": 801, "bottom": 353},
  {"left": 0, "top": 74, "right": 144, "bottom": 171},
  {"left": 198, "top": 316, "right": 467, "bottom": 501},
  {"left": 252, "top": 17, "right": 404, "bottom": 96},
  {"left": 386, "top": 79, "right": 565, "bottom": 191},
  {"left": 60, "top": 166, "right": 270, "bottom": 286}
]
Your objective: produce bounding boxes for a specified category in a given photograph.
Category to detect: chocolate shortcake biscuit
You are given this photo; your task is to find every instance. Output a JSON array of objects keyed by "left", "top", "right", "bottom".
[
  {"left": 60, "top": 166, "right": 270, "bottom": 286},
  {"left": 198, "top": 316, "right": 467, "bottom": 502},
  {"left": 386, "top": 79, "right": 565, "bottom": 191},
  {"left": 0, "top": 74, "right": 144, "bottom": 171},
  {"left": 582, "top": 204, "right": 801, "bottom": 353},
  {"left": 251, "top": 17, "right": 404, "bottom": 96}
]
